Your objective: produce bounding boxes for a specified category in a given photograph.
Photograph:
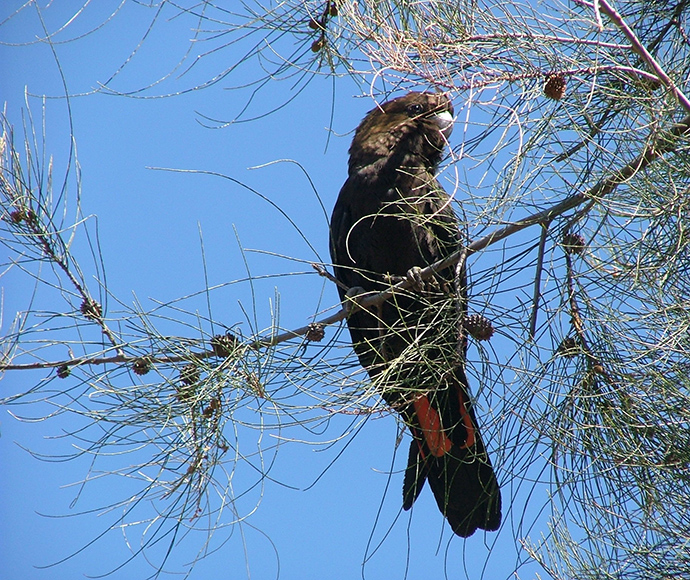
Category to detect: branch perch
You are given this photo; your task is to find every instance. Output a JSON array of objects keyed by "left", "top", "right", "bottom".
[{"left": 3, "top": 111, "right": 689, "bottom": 372}]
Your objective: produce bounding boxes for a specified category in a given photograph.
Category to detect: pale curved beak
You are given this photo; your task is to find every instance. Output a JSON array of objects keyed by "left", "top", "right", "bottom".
[{"left": 434, "top": 110, "right": 454, "bottom": 139}]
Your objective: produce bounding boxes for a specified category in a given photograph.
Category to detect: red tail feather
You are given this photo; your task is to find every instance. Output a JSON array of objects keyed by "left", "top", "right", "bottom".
[{"left": 402, "top": 371, "right": 501, "bottom": 537}]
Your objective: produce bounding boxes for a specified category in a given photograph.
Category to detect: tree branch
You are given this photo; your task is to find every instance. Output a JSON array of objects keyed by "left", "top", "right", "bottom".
[
  {"left": 590, "top": 0, "right": 690, "bottom": 115},
  {"left": 3, "top": 111, "right": 689, "bottom": 372}
]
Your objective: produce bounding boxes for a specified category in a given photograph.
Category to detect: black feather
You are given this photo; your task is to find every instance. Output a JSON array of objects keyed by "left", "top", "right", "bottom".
[{"left": 330, "top": 91, "right": 501, "bottom": 537}]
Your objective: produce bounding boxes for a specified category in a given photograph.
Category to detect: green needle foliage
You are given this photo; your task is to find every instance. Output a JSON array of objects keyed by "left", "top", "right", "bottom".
[{"left": 2, "top": 1, "right": 690, "bottom": 578}]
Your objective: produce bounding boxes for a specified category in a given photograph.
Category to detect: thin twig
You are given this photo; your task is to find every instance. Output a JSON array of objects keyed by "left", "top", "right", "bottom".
[
  {"left": 529, "top": 222, "right": 550, "bottom": 339},
  {"left": 312, "top": 262, "right": 349, "bottom": 292},
  {"left": 594, "top": 0, "right": 690, "bottom": 115},
  {"left": 554, "top": 0, "right": 687, "bottom": 163}
]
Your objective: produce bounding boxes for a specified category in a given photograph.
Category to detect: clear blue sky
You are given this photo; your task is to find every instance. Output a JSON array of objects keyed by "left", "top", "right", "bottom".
[{"left": 1, "top": 3, "right": 549, "bottom": 579}]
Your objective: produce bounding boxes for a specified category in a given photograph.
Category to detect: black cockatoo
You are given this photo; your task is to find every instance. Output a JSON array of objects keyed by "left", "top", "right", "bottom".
[{"left": 329, "top": 91, "right": 501, "bottom": 537}]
